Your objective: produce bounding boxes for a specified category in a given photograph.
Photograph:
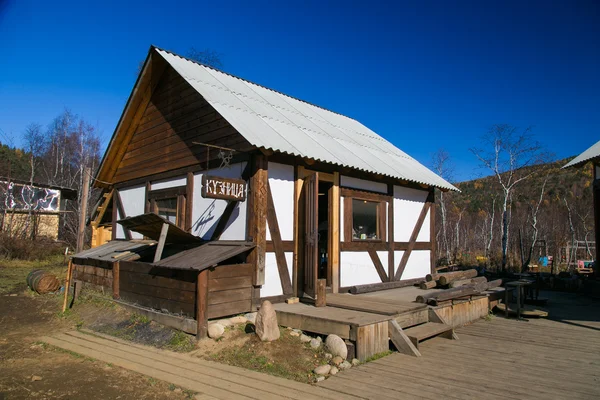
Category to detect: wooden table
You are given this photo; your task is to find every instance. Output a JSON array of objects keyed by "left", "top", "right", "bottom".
[{"left": 504, "top": 280, "right": 535, "bottom": 320}]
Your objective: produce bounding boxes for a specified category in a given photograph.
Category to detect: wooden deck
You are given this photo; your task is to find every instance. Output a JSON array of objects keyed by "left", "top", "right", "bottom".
[
  {"left": 319, "top": 291, "right": 600, "bottom": 399},
  {"left": 42, "top": 329, "right": 359, "bottom": 400}
]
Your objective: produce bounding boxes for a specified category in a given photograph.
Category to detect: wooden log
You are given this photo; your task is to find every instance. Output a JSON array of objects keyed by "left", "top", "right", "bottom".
[
  {"left": 448, "top": 276, "right": 487, "bottom": 288},
  {"left": 420, "top": 279, "right": 503, "bottom": 304},
  {"left": 349, "top": 277, "right": 425, "bottom": 294},
  {"left": 315, "top": 279, "right": 326, "bottom": 307},
  {"left": 419, "top": 280, "right": 437, "bottom": 290},
  {"left": 62, "top": 260, "right": 73, "bottom": 313},
  {"left": 425, "top": 273, "right": 440, "bottom": 282},
  {"left": 438, "top": 269, "right": 478, "bottom": 286},
  {"left": 112, "top": 261, "right": 120, "bottom": 299}
]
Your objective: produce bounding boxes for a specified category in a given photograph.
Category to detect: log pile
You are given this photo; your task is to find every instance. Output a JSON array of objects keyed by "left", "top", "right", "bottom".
[{"left": 417, "top": 269, "right": 502, "bottom": 305}]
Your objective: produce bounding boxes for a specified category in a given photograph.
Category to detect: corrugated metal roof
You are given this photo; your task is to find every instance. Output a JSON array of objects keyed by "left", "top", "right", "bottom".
[
  {"left": 153, "top": 241, "right": 255, "bottom": 271},
  {"left": 155, "top": 48, "right": 458, "bottom": 192},
  {"left": 563, "top": 140, "right": 600, "bottom": 168},
  {"left": 73, "top": 240, "right": 156, "bottom": 261}
]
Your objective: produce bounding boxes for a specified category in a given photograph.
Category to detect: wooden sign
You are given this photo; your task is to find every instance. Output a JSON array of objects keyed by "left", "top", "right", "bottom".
[{"left": 201, "top": 175, "right": 246, "bottom": 202}]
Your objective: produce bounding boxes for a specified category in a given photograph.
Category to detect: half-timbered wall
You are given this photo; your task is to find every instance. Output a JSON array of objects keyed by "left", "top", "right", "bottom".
[
  {"left": 191, "top": 162, "right": 247, "bottom": 240},
  {"left": 262, "top": 162, "right": 294, "bottom": 297},
  {"left": 117, "top": 185, "right": 146, "bottom": 239},
  {"left": 393, "top": 185, "right": 431, "bottom": 279}
]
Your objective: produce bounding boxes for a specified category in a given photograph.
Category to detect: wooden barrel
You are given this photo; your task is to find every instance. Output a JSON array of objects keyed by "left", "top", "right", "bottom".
[{"left": 27, "top": 269, "right": 61, "bottom": 294}]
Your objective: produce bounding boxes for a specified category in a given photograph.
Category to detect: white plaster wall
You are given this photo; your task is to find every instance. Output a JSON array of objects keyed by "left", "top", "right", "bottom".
[
  {"left": 394, "top": 250, "right": 431, "bottom": 280},
  {"left": 118, "top": 185, "right": 146, "bottom": 239},
  {"left": 340, "top": 252, "right": 382, "bottom": 287},
  {"left": 151, "top": 177, "right": 186, "bottom": 190},
  {"left": 261, "top": 252, "right": 294, "bottom": 297},
  {"left": 393, "top": 186, "right": 430, "bottom": 242},
  {"left": 341, "top": 176, "right": 387, "bottom": 193},
  {"left": 266, "top": 162, "right": 294, "bottom": 241},
  {"left": 191, "top": 162, "right": 247, "bottom": 240}
]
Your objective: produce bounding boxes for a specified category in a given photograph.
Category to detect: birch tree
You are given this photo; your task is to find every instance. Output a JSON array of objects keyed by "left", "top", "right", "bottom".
[
  {"left": 431, "top": 149, "right": 454, "bottom": 263},
  {"left": 470, "top": 124, "right": 545, "bottom": 273}
]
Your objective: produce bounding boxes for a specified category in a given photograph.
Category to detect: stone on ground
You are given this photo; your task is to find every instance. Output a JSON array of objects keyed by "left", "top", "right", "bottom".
[
  {"left": 244, "top": 312, "right": 257, "bottom": 324},
  {"left": 208, "top": 323, "right": 225, "bottom": 339},
  {"left": 229, "top": 315, "right": 247, "bottom": 325},
  {"left": 255, "top": 300, "right": 280, "bottom": 342},
  {"left": 351, "top": 358, "right": 360, "bottom": 366},
  {"left": 215, "top": 319, "right": 233, "bottom": 327},
  {"left": 331, "top": 355, "right": 343, "bottom": 366},
  {"left": 309, "top": 338, "right": 321, "bottom": 349},
  {"left": 339, "top": 360, "right": 352, "bottom": 370},
  {"left": 315, "top": 376, "right": 326, "bottom": 382},
  {"left": 289, "top": 331, "right": 300, "bottom": 337},
  {"left": 325, "top": 334, "right": 347, "bottom": 359},
  {"left": 324, "top": 353, "right": 332, "bottom": 359},
  {"left": 300, "top": 334, "right": 311, "bottom": 343},
  {"left": 314, "top": 364, "right": 332, "bottom": 375},
  {"left": 329, "top": 366, "right": 339, "bottom": 375}
]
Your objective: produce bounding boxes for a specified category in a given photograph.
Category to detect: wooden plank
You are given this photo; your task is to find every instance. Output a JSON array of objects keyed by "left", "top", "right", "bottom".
[
  {"left": 208, "top": 276, "right": 252, "bottom": 292},
  {"left": 119, "top": 270, "right": 196, "bottom": 291},
  {"left": 394, "top": 199, "right": 431, "bottom": 280},
  {"left": 303, "top": 172, "right": 319, "bottom": 296},
  {"left": 185, "top": 172, "right": 194, "bottom": 231},
  {"left": 341, "top": 242, "right": 388, "bottom": 251},
  {"left": 368, "top": 248, "right": 388, "bottom": 282},
  {"left": 330, "top": 171, "right": 340, "bottom": 293},
  {"left": 388, "top": 319, "right": 421, "bottom": 357},
  {"left": 393, "top": 242, "right": 431, "bottom": 251},
  {"left": 153, "top": 223, "right": 169, "bottom": 262},
  {"left": 265, "top": 241, "right": 294, "bottom": 252},
  {"left": 395, "top": 308, "right": 429, "bottom": 329},
  {"left": 119, "top": 280, "right": 196, "bottom": 304},
  {"left": 387, "top": 185, "right": 394, "bottom": 281},
  {"left": 275, "top": 310, "right": 351, "bottom": 339},
  {"left": 208, "top": 263, "right": 253, "bottom": 279},
  {"left": 266, "top": 181, "right": 293, "bottom": 295},
  {"left": 196, "top": 270, "right": 208, "bottom": 338},
  {"left": 354, "top": 322, "right": 389, "bottom": 361},
  {"left": 111, "top": 188, "right": 118, "bottom": 240},
  {"left": 326, "top": 293, "right": 423, "bottom": 316},
  {"left": 340, "top": 188, "right": 392, "bottom": 202},
  {"left": 247, "top": 154, "right": 268, "bottom": 286},
  {"left": 114, "top": 300, "right": 197, "bottom": 335},
  {"left": 207, "top": 300, "right": 252, "bottom": 319},
  {"left": 293, "top": 165, "right": 303, "bottom": 297},
  {"left": 208, "top": 287, "right": 253, "bottom": 305}
]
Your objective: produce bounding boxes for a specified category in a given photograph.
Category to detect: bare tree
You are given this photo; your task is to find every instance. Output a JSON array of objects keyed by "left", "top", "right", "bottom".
[
  {"left": 470, "top": 124, "right": 546, "bottom": 272},
  {"left": 431, "top": 149, "right": 454, "bottom": 263},
  {"left": 22, "top": 123, "right": 44, "bottom": 238},
  {"left": 523, "top": 174, "right": 549, "bottom": 271}
]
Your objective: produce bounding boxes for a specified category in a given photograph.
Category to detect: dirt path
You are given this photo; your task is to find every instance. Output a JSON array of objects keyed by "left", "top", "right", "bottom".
[{"left": 0, "top": 288, "right": 195, "bottom": 399}]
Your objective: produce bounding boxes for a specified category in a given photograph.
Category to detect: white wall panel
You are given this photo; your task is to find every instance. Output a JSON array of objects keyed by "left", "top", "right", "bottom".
[
  {"left": 266, "top": 162, "right": 294, "bottom": 241},
  {"left": 118, "top": 185, "right": 145, "bottom": 239},
  {"left": 261, "top": 252, "right": 293, "bottom": 297},
  {"left": 340, "top": 252, "right": 381, "bottom": 287},
  {"left": 191, "top": 163, "right": 247, "bottom": 240},
  {"left": 394, "top": 250, "right": 430, "bottom": 280},
  {"left": 341, "top": 176, "right": 387, "bottom": 193},
  {"left": 151, "top": 177, "right": 186, "bottom": 190},
  {"left": 393, "top": 186, "right": 429, "bottom": 242}
]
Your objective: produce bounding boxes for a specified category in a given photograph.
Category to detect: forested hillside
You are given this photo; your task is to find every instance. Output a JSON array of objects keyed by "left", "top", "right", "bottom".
[{"left": 437, "top": 157, "right": 594, "bottom": 271}]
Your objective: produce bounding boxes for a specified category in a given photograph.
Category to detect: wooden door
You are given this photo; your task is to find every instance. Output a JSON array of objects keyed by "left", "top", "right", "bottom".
[{"left": 303, "top": 172, "right": 319, "bottom": 296}]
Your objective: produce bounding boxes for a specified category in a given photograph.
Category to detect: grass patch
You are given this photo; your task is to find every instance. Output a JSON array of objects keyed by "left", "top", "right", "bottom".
[
  {"left": 0, "top": 254, "right": 67, "bottom": 294},
  {"left": 364, "top": 350, "right": 392, "bottom": 363}
]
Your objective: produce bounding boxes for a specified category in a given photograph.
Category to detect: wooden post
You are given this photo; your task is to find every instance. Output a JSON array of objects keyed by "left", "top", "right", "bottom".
[
  {"left": 196, "top": 270, "right": 208, "bottom": 339},
  {"left": 316, "top": 279, "right": 326, "bottom": 307},
  {"left": 76, "top": 167, "right": 91, "bottom": 253},
  {"left": 185, "top": 171, "right": 194, "bottom": 232},
  {"left": 430, "top": 189, "right": 436, "bottom": 274},
  {"left": 112, "top": 261, "right": 120, "bottom": 299},
  {"left": 153, "top": 223, "right": 169, "bottom": 262},
  {"left": 111, "top": 188, "right": 118, "bottom": 240},
  {"left": 62, "top": 259, "right": 73, "bottom": 312},
  {"left": 329, "top": 172, "right": 340, "bottom": 293},
  {"left": 247, "top": 155, "right": 268, "bottom": 286},
  {"left": 594, "top": 164, "right": 599, "bottom": 278}
]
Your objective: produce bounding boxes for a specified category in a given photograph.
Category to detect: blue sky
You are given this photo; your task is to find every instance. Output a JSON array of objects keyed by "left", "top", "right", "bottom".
[{"left": 0, "top": 0, "right": 598, "bottom": 182}]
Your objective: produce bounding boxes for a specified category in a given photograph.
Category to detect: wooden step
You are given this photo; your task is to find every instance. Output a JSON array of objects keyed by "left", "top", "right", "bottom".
[
  {"left": 395, "top": 308, "right": 429, "bottom": 328},
  {"left": 404, "top": 322, "right": 453, "bottom": 348}
]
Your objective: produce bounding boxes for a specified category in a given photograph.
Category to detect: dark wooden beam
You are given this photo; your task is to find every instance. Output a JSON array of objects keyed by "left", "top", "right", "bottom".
[
  {"left": 114, "top": 190, "right": 132, "bottom": 240},
  {"left": 368, "top": 248, "right": 388, "bottom": 282},
  {"left": 247, "top": 154, "right": 268, "bottom": 286},
  {"left": 429, "top": 189, "right": 436, "bottom": 274},
  {"left": 196, "top": 270, "right": 208, "bottom": 339},
  {"left": 112, "top": 261, "right": 120, "bottom": 300},
  {"left": 186, "top": 172, "right": 194, "bottom": 232}
]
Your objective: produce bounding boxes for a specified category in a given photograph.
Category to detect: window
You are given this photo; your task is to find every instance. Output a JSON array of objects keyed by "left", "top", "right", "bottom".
[
  {"left": 352, "top": 199, "right": 380, "bottom": 240},
  {"left": 156, "top": 198, "right": 178, "bottom": 224}
]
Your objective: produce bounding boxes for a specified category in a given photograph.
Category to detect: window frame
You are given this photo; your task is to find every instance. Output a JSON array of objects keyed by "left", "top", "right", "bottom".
[
  {"left": 147, "top": 185, "right": 187, "bottom": 229},
  {"left": 341, "top": 188, "right": 389, "bottom": 243}
]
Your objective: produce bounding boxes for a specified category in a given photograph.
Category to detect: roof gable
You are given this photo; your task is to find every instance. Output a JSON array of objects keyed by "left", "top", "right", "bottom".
[{"left": 563, "top": 139, "right": 600, "bottom": 169}]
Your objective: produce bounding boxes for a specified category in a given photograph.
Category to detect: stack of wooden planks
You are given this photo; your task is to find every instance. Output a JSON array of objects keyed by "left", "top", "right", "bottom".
[{"left": 416, "top": 269, "right": 502, "bottom": 306}]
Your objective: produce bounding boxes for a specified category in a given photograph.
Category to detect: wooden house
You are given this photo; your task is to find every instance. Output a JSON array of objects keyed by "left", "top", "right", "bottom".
[{"left": 78, "top": 46, "right": 456, "bottom": 338}]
